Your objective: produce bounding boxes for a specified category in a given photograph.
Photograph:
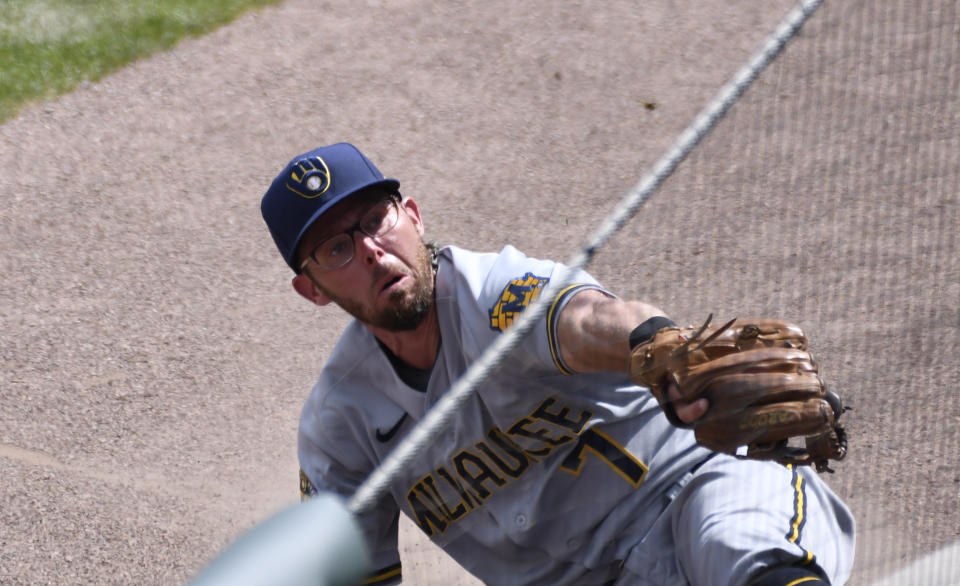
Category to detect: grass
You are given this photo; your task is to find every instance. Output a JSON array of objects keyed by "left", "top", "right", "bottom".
[{"left": 0, "top": 0, "right": 283, "bottom": 123}]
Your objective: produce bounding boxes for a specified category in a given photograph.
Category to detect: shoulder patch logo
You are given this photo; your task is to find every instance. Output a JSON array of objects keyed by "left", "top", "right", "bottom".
[
  {"left": 286, "top": 155, "right": 331, "bottom": 199},
  {"left": 489, "top": 272, "right": 549, "bottom": 331}
]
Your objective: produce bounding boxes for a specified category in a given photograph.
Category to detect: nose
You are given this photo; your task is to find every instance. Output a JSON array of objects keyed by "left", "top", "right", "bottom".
[{"left": 353, "top": 231, "right": 385, "bottom": 265}]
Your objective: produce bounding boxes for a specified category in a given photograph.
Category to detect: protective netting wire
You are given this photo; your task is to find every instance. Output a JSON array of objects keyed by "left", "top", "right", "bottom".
[
  {"left": 629, "top": 0, "right": 959, "bottom": 581},
  {"left": 349, "top": 0, "right": 825, "bottom": 515},
  {"left": 873, "top": 0, "right": 960, "bottom": 576}
]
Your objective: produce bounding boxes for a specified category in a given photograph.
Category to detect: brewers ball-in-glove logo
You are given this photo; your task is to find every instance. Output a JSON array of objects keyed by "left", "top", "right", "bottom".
[
  {"left": 286, "top": 155, "right": 331, "bottom": 199},
  {"left": 489, "top": 273, "right": 549, "bottom": 331}
]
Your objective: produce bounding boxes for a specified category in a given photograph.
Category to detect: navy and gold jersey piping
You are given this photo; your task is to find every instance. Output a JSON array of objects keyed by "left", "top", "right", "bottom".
[
  {"left": 786, "top": 464, "right": 817, "bottom": 567},
  {"left": 546, "top": 283, "right": 607, "bottom": 375},
  {"left": 362, "top": 561, "right": 402, "bottom": 585}
]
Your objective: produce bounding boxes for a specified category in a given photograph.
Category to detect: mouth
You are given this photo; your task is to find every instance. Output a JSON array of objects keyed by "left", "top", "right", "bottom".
[{"left": 378, "top": 274, "right": 405, "bottom": 295}]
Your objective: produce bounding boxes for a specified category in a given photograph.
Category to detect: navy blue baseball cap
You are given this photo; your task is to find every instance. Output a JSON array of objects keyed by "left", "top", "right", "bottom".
[{"left": 261, "top": 143, "right": 400, "bottom": 271}]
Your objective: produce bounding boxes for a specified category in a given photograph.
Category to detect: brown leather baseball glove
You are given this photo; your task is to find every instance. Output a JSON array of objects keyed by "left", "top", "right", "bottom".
[{"left": 628, "top": 315, "right": 848, "bottom": 472}]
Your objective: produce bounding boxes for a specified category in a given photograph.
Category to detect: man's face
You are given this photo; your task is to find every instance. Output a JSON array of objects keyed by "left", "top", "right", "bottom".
[{"left": 295, "top": 190, "right": 435, "bottom": 332}]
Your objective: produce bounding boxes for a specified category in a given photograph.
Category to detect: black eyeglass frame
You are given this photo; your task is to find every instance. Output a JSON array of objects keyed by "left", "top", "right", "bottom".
[{"left": 298, "top": 193, "right": 403, "bottom": 273}]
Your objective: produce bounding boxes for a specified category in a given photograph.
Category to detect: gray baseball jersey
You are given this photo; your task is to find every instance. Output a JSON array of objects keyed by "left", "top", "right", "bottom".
[{"left": 297, "top": 245, "right": 855, "bottom": 585}]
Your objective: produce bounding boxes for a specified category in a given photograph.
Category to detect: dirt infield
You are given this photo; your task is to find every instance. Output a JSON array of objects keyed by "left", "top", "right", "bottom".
[{"left": 1, "top": 0, "right": 957, "bottom": 584}]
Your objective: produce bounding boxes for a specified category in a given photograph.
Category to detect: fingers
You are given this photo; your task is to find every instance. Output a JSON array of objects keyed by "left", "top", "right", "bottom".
[{"left": 667, "top": 383, "right": 709, "bottom": 424}]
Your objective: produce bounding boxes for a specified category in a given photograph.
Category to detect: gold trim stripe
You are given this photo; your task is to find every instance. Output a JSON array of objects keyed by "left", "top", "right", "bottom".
[
  {"left": 787, "top": 464, "right": 805, "bottom": 543},
  {"left": 784, "top": 576, "right": 825, "bottom": 586},
  {"left": 546, "top": 284, "right": 592, "bottom": 375},
  {"left": 362, "top": 562, "right": 402, "bottom": 584},
  {"left": 784, "top": 464, "right": 820, "bottom": 571}
]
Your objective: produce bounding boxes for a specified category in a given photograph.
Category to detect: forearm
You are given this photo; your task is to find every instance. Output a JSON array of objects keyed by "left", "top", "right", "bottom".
[{"left": 556, "top": 289, "right": 669, "bottom": 373}]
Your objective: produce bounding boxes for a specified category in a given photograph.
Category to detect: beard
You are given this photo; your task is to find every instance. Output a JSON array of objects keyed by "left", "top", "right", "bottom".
[{"left": 320, "top": 240, "right": 435, "bottom": 332}]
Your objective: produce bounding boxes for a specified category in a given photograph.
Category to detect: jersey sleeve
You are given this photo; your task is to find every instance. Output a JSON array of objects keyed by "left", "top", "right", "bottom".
[
  {"left": 298, "top": 391, "right": 402, "bottom": 585},
  {"left": 443, "top": 245, "right": 610, "bottom": 375}
]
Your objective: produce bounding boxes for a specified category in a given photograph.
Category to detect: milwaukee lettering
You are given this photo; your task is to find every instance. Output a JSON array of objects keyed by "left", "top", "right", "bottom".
[{"left": 405, "top": 397, "right": 648, "bottom": 537}]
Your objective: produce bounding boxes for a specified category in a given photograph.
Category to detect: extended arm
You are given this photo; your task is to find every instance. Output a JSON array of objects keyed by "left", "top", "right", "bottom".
[
  {"left": 556, "top": 289, "right": 665, "bottom": 374},
  {"left": 556, "top": 289, "right": 708, "bottom": 423}
]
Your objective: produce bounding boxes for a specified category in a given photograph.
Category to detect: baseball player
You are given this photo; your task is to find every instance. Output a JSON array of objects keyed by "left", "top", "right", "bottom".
[{"left": 261, "top": 143, "right": 855, "bottom": 585}]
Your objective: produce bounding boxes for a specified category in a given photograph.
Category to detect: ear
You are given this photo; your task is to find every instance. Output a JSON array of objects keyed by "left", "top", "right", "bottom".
[
  {"left": 400, "top": 197, "right": 425, "bottom": 236},
  {"left": 292, "top": 273, "right": 332, "bottom": 307}
]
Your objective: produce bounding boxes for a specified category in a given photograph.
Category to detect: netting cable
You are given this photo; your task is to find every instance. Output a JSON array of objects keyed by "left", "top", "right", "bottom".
[{"left": 349, "top": 0, "right": 825, "bottom": 515}]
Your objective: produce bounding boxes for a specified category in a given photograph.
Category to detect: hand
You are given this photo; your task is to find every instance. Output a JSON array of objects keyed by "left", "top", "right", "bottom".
[{"left": 667, "top": 382, "right": 709, "bottom": 424}]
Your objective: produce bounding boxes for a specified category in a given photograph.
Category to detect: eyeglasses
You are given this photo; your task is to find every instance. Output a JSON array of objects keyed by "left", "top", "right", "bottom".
[{"left": 299, "top": 197, "right": 401, "bottom": 272}]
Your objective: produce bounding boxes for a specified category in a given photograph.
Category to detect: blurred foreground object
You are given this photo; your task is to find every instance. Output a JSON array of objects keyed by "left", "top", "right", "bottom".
[{"left": 189, "top": 493, "right": 371, "bottom": 586}]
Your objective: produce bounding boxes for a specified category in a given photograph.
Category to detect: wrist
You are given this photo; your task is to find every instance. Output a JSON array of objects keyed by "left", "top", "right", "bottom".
[{"left": 629, "top": 316, "right": 677, "bottom": 349}]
